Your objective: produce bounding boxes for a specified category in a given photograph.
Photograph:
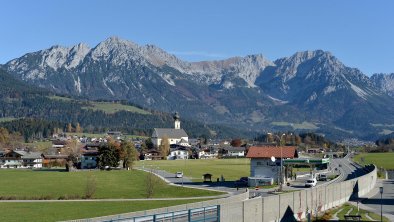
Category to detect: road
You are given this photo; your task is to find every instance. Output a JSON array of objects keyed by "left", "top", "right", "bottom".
[
  {"left": 139, "top": 167, "right": 244, "bottom": 195},
  {"left": 331, "top": 154, "right": 365, "bottom": 181},
  {"left": 359, "top": 179, "right": 394, "bottom": 220},
  {"left": 140, "top": 155, "right": 367, "bottom": 199}
]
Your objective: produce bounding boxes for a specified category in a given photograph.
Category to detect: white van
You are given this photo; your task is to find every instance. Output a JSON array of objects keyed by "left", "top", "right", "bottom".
[{"left": 305, "top": 178, "right": 317, "bottom": 187}]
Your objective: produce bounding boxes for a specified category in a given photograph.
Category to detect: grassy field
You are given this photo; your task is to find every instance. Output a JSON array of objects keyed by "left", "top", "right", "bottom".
[
  {"left": 0, "top": 170, "right": 222, "bottom": 199},
  {"left": 82, "top": 101, "right": 150, "bottom": 115},
  {"left": 23, "top": 141, "right": 52, "bottom": 152},
  {"left": 353, "top": 152, "right": 394, "bottom": 170},
  {"left": 136, "top": 158, "right": 250, "bottom": 182},
  {"left": 49, "top": 96, "right": 150, "bottom": 115},
  {"left": 0, "top": 117, "right": 18, "bottom": 123},
  {"left": 329, "top": 203, "right": 389, "bottom": 221},
  {"left": 0, "top": 199, "right": 213, "bottom": 222},
  {"left": 271, "top": 121, "right": 319, "bottom": 130},
  {"left": 48, "top": 95, "right": 73, "bottom": 101}
]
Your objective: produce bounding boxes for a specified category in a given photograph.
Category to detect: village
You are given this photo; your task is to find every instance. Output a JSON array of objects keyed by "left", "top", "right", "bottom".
[{"left": 0, "top": 112, "right": 335, "bottom": 190}]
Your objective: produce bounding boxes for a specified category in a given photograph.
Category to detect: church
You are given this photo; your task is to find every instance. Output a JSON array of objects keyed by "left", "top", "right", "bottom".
[{"left": 151, "top": 112, "right": 189, "bottom": 148}]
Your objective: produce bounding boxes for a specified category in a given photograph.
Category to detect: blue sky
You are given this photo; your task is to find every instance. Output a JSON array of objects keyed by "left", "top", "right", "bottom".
[{"left": 1, "top": 0, "right": 394, "bottom": 75}]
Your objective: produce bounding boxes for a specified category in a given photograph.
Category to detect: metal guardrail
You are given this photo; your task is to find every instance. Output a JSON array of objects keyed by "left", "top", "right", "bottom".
[{"left": 102, "top": 205, "right": 220, "bottom": 222}]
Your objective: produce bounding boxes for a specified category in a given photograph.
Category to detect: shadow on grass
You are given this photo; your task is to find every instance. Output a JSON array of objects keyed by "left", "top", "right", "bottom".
[
  {"left": 174, "top": 181, "right": 241, "bottom": 188},
  {"left": 33, "top": 168, "right": 67, "bottom": 172}
]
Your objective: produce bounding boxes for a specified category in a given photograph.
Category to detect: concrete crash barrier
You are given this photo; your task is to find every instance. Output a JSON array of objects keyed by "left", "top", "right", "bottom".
[{"left": 66, "top": 165, "right": 376, "bottom": 222}]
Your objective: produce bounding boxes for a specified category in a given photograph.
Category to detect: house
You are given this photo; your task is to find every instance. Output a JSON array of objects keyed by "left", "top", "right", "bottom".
[
  {"left": 198, "top": 147, "right": 219, "bottom": 159},
  {"left": 0, "top": 150, "right": 43, "bottom": 169},
  {"left": 42, "top": 154, "right": 68, "bottom": 167},
  {"left": 168, "top": 149, "right": 189, "bottom": 160},
  {"left": 151, "top": 112, "right": 189, "bottom": 147},
  {"left": 143, "top": 150, "right": 162, "bottom": 160},
  {"left": 80, "top": 143, "right": 100, "bottom": 169},
  {"left": 81, "top": 151, "right": 98, "bottom": 169},
  {"left": 221, "top": 147, "right": 245, "bottom": 157},
  {"left": 246, "top": 146, "right": 298, "bottom": 186},
  {"left": 21, "top": 152, "right": 43, "bottom": 168}
]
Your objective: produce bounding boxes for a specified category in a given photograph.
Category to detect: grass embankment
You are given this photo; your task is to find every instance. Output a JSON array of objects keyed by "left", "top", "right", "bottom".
[
  {"left": 326, "top": 203, "right": 389, "bottom": 221},
  {"left": 136, "top": 158, "right": 250, "bottom": 182},
  {"left": 0, "top": 170, "right": 222, "bottom": 199},
  {"left": 353, "top": 152, "right": 394, "bottom": 170},
  {"left": 0, "top": 199, "right": 212, "bottom": 222}
]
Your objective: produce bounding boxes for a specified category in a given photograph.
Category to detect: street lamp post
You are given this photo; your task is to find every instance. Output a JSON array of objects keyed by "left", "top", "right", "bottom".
[
  {"left": 380, "top": 186, "right": 383, "bottom": 222},
  {"left": 268, "top": 133, "right": 286, "bottom": 191}
]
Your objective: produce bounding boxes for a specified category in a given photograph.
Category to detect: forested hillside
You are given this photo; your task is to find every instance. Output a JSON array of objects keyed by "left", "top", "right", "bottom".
[{"left": 0, "top": 69, "right": 250, "bottom": 141}]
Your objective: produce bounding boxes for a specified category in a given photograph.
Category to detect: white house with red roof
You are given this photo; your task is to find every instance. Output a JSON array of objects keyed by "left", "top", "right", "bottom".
[{"left": 246, "top": 146, "right": 298, "bottom": 186}]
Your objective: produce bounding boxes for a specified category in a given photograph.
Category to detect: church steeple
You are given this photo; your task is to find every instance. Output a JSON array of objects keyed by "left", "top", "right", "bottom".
[{"left": 173, "top": 112, "right": 180, "bottom": 129}]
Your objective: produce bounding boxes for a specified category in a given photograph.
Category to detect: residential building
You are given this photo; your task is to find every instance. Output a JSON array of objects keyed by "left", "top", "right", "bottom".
[
  {"left": 0, "top": 150, "right": 42, "bottom": 169},
  {"left": 42, "top": 154, "right": 68, "bottom": 167},
  {"left": 143, "top": 150, "right": 162, "bottom": 160},
  {"left": 80, "top": 144, "right": 100, "bottom": 169},
  {"left": 246, "top": 146, "right": 298, "bottom": 186},
  {"left": 221, "top": 147, "right": 246, "bottom": 157},
  {"left": 168, "top": 149, "right": 189, "bottom": 160},
  {"left": 198, "top": 147, "right": 218, "bottom": 159}
]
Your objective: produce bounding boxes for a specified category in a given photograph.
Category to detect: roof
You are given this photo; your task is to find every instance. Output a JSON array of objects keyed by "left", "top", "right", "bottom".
[
  {"left": 21, "top": 152, "right": 42, "bottom": 159},
  {"left": 246, "top": 146, "right": 298, "bottom": 159},
  {"left": 42, "top": 154, "right": 69, "bottom": 159},
  {"left": 152, "top": 128, "right": 188, "bottom": 138},
  {"left": 222, "top": 147, "right": 245, "bottom": 152}
]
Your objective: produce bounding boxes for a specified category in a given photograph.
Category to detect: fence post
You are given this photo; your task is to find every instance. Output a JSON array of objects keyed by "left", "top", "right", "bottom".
[
  {"left": 188, "top": 209, "right": 191, "bottom": 222},
  {"left": 217, "top": 205, "right": 221, "bottom": 222},
  {"left": 204, "top": 206, "right": 206, "bottom": 221}
]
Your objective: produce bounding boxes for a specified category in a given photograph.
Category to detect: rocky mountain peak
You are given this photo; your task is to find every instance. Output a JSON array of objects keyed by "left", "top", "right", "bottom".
[{"left": 371, "top": 73, "right": 394, "bottom": 97}]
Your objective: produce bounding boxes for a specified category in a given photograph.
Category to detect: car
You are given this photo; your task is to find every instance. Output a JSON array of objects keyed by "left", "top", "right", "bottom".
[
  {"left": 317, "top": 174, "right": 327, "bottom": 181},
  {"left": 175, "top": 172, "right": 183, "bottom": 178},
  {"left": 234, "top": 177, "right": 248, "bottom": 187},
  {"left": 305, "top": 178, "right": 317, "bottom": 187}
]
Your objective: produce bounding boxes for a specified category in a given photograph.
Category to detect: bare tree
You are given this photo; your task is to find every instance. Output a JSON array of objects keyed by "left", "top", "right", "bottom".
[
  {"left": 85, "top": 173, "right": 97, "bottom": 199},
  {"left": 145, "top": 169, "right": 157, "bottom": 198},
  {"left": 62, "top": 139, "right": 81, "bottom": 171}
]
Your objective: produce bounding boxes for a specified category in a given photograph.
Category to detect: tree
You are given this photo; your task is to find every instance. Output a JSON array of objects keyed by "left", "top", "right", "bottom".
[
  {"left": 98, "top": 141, "right": 121, "bottom": 168},
  {"left": 145, "top": 169, "right": 158, "bottom": 198},
  {"left": 62, "top": 139, "right": 80, "bottom": 171},
  {"left": 159, "top": 136, "right": 170, "bottom": 159},
  {"left": 0, "top": 127, "right": 10, "bottom": 148},
  {"left": 144, "top": 138, "right": 154, "bottom": 150},
  {"left": 120, "top": 141, "right": 138, "bottom": 169},
  {"left": 84, "top": 173, "right": 97, "bottom": 199},
  {"left": 75, "top": 123, "right": 82, "bottom": 133},
  {"left": 67, "top": 123, "right": 73, "bottom": 133},
  {"left": 266, "top": 133, "right": 274, "bottom": 143},
  {"left": 230, "top": 139, "right": 242, "bottom": 147},
  {"left": 295, "top": 135, "right": 302, "bottom": 145},
  {"left": 8, "top": 132, "right": 23, "bottom": 150}
]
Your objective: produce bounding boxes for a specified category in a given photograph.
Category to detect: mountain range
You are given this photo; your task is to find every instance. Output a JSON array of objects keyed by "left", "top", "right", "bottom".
[{"left": 2, "top": 36, "right": 394, "bottom": 140}]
